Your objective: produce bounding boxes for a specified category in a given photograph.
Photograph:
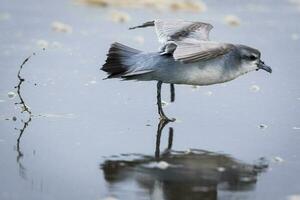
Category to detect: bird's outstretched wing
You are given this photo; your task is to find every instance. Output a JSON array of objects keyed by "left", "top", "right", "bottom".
[
  {"left": 129, "top": 19, "right": 213, "bottom": 44},
  {"left": 173, "top": 42, "right": 234, "bottom": 63},
  {"left": 130, "top": 20, "right": 233, "bottom": 64}
]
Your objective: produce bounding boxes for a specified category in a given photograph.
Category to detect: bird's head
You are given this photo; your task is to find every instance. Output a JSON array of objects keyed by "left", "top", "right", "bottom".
[{"left": 237, "top": 45, "right": 272, "bottom": 74}]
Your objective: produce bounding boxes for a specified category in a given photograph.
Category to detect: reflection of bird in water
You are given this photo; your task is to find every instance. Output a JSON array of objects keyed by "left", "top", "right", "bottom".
[
  {"left": 100, "top": 119, "right": 268, "bottom": 200},
  {"left": 101, "top": 19, "right": 272, "bottom": 121}
]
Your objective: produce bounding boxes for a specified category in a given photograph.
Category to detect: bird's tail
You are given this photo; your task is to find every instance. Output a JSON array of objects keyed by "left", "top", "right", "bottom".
[{"left": 101, "top": 42, "right": 142, "bottom": 78}]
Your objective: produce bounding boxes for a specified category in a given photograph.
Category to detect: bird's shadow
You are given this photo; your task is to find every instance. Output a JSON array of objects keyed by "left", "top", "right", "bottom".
[{"left": 100, "top": 118, "right": 269, "bottom": 200}]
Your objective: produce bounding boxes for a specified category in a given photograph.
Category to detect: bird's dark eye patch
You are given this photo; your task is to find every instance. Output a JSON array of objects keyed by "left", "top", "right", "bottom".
[{"left": 249, "top": 55, "right": 257, "bottom": 60}]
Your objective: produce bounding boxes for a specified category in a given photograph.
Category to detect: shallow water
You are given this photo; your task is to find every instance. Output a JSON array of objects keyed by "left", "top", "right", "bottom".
[{"left": 0, "top": 0, "right": 300, "bottom": 199}]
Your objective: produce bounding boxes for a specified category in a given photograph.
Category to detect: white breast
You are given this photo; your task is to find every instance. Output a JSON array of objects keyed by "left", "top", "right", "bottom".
[{"left": 174, "top": 60, "right": 236, "bottom": 86}]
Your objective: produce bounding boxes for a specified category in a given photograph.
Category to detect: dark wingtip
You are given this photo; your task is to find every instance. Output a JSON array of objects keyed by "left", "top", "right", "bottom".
[{"left": 128, "top": 20, "right": 155, "bottom": 30}]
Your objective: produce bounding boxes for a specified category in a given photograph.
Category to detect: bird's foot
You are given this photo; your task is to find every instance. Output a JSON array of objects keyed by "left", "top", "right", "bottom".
[{"left": 159, "top": 115, "right": 176, "bottom": 122}]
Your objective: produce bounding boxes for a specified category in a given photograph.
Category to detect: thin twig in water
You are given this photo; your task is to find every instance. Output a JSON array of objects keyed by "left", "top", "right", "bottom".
[
  {"left": 14, "top": 54, "right": 34, "bottom": 178},
  {"left": 15, "top": 55, "right": 33, "bottom": 115}
]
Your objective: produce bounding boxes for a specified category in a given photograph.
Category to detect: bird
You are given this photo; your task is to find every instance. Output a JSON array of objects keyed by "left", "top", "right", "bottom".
[{"left": 101, "top": 20, "right": 272, "bottom": 121}]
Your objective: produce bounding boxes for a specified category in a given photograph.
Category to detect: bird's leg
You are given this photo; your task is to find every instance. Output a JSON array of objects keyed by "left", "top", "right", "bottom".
[
  {"left": 167, "top": 127, "right": 173, "bottom": 150},
  {"left": 155, "top": 118, "right": 170, "bottom": 158},
  {"left": 170, "top": 84, "right": 175, "bottom": 102},
  {"left": 157, "top": 81, "right": 175, "bottom": 121},
  {"left": 157, "top": 81, "right": 165, "bottom": 118},
  {"left": 155, "top": 119, "right": 174, "bottom": 158}
]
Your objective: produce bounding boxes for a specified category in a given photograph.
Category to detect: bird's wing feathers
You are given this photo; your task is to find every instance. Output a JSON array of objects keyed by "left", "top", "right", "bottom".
[
  {"left": 129, "top": 20, "right": 213, "bottom": 43},
  {"left": 173, "top": 42, "right": 234, "bottom": 63},
  {"left": 154, "top": 20, "right": 213, "bottom": 43},
  {"left": 129, "top": 20, "right": 233, "bottom": 64}
]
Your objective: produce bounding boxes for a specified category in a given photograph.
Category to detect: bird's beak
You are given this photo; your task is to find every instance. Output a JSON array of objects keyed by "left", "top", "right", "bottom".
[{"left": 257, "top": 60, "right": 272, "bottom": 73}]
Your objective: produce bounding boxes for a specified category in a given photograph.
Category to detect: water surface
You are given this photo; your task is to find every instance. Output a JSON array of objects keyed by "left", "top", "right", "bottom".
[{"left": 0, "top": 0, "right": 300, "bottom": 199}]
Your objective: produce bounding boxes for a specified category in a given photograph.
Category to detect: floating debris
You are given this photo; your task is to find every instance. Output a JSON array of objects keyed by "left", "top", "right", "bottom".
[
  {"left": 51, "top": 21, "right": 73, "bottom": 33},
  {"left": 291, "top": 33, "right": 300, "bottom": 40},
  {"left": 287, "top": 195, "right": 300, "bottom": 200},
  {"left": 224, "top": 15, "right": 241, "bottom": 27},
  {"left": 273, "top": 156, "right": 284, "bottom": 163},
  {"left": 109, "top": 10, "right": 130, "bottom": 23},
  {"left": 8, "top": 91, "right": 16, "bottom": 99},
  {"left": 203, "top": 91, "right": 213, "bottom": 96},
  {"left": 14, "top": 55, "right": 33, "bottom": 169},
  {"left": 289, "top": 0, "right": 300, "bottom": 11},
  {"left": 259, "top": 124, "right": 268, "bottom": 129},
  {"left": 51, "top": 41, "right": 63, "bottom": 48},
  {"left": 169, "top": 0, "right": 206, "bottom": 12},
  {"left": 250, "top": 84, "right": 260, "bottom": 92},
  {"left": 79, "top": 0, "right": 206, "bottom": 12},
  {"left": 0, "top": 12, "right": 11, "bottom": 21},
  {"left": 12, "top": 116, "right": 17, "bottom": 121},
  {"left": 89, "top": 80, "right": 97, "bottom": 84},
  {"left": 36, "top": 39, "right": 49, "bottom": 48},
  {"left": 84, "top": 80, "right": 97, "bottom": 86}
]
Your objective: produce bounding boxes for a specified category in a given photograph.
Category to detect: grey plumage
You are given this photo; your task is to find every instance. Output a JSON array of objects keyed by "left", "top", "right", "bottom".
[
  {"left": 173, "top": 42, "right": 234, "bottom": 63},
  {"left": 102, "top": 19, "right": 271, "bottom": 84},
  {"left": 102, "top": 42, "right": 142, "bottom": 78}
]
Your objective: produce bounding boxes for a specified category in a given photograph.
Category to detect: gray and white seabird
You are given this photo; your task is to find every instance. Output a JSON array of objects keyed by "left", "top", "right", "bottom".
[{"left": 101, "top": 20, "right": 272, "bottom": 121}]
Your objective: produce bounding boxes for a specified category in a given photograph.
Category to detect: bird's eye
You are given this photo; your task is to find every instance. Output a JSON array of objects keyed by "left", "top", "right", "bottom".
[{"left": 249, "top": 55, "right": 257, "bottom": 60}]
